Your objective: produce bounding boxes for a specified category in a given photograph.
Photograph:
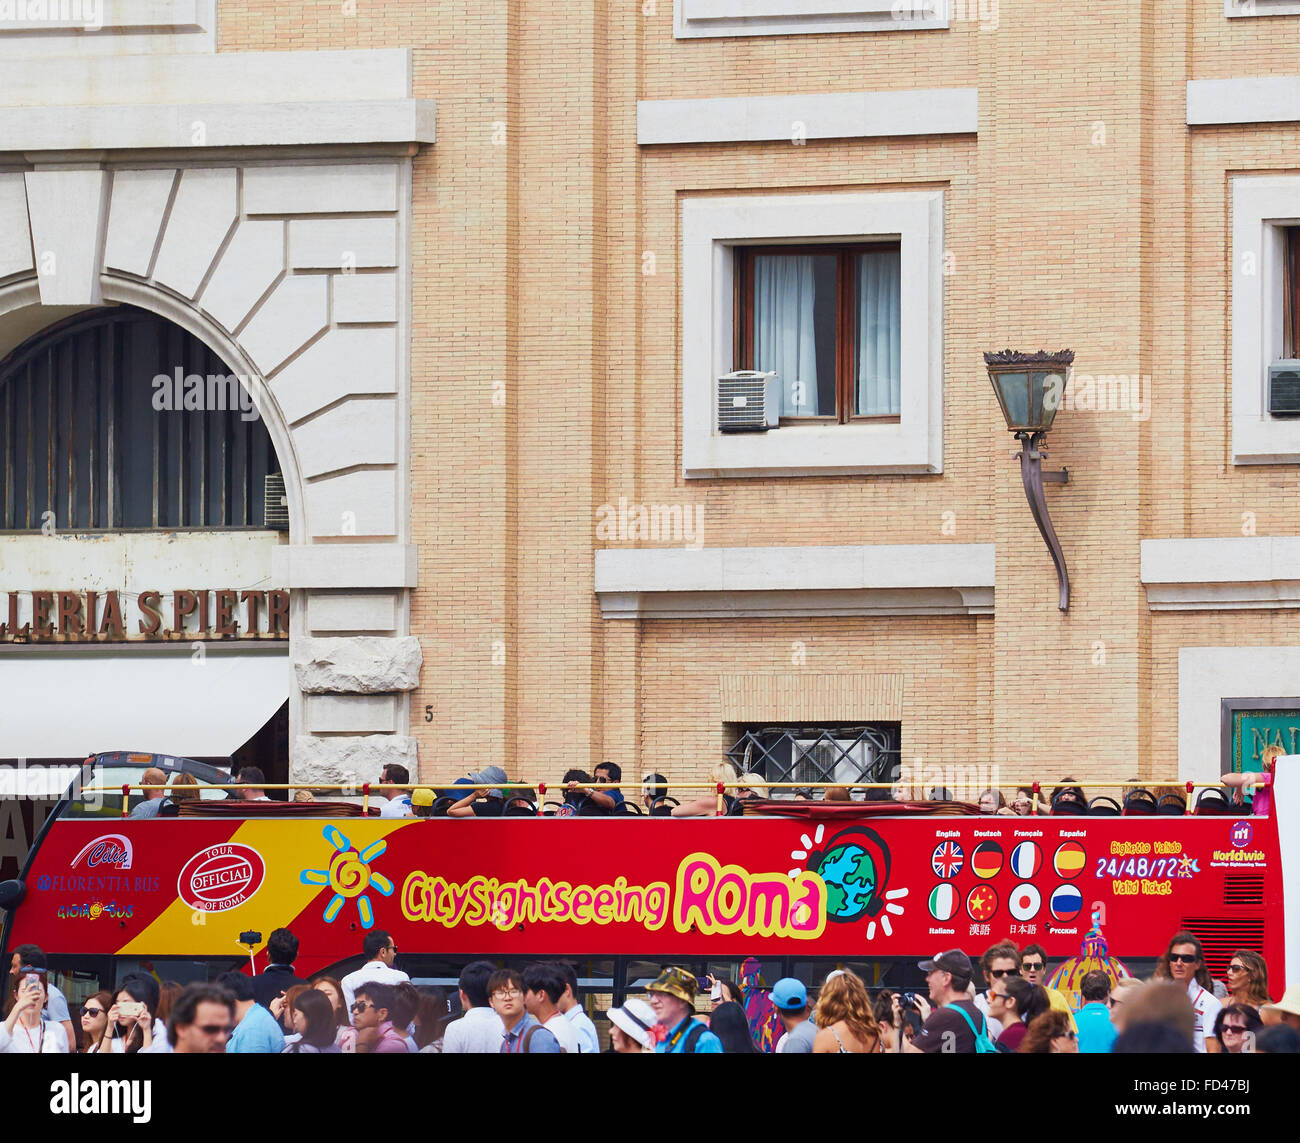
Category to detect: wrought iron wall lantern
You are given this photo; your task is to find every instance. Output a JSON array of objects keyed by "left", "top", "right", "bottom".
[{"left": 984, "top": 349, "right": 1075, "bottom": 612}]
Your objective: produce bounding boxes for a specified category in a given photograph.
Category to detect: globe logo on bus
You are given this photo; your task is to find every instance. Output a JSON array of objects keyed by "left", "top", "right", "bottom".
[{"left": 792, "top": 824, "right": 908, "bottom": 940}]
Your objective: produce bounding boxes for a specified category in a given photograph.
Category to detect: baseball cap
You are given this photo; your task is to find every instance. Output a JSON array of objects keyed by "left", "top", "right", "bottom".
[
  {"left": 918, "top": 949, "right": 973, "bottom": 977},
  {"left": 770, "top": 977, "right": 808, "bottom": 1011},
  {"left": 647, "top": 966, "right": 698, "bottom": 1004},
  {"left": 411, "top": 788, "right": 435, "bottom": 808}
]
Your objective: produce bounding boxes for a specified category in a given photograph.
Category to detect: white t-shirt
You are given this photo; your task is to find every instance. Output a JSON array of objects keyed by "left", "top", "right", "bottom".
[
  {"left": 379, "top": 796, "right": 412, "bottom": 819},
  {"left": 1187, "top": 980, "right": 1222, "bottom": 1054},
  {"left": 563, "top": 1005, "right": 600, "bottom": 1053},
  {"left": 340, "top": 961, "right": 411, "bottom": 1011},
  {"left": 106, "top": 1017, "right": 172, "bottom": 1054},
  {"left": 0, "top": 1019, "right": 70, "bottom": 1053},
  {"left": 543, "top": 1011, "right": 579, "bottom": 1054},
  {"left": 441, "top": 1005, "right": 506, "bottom": 1053}
]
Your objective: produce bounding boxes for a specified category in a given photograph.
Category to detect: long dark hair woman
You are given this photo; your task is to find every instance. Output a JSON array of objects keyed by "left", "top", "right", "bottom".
[
  {"left": 1224, "top": 950, "right": 1270, "bottom": 1008},
  {"left": 708, "top": 1000, "right": 757, "bottom": 1053},
  {"left": 283, "top": 989, "right": 340, "bottom": 1053},
  {"left": 79, "top": 990, "right": 113, "bottom": 1053},
  {"left": 105, "top": 973, "right": 163, "bottom": 1054}
]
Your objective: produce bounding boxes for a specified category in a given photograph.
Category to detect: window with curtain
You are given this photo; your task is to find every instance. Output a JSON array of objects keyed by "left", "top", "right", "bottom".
[{"left": 737, "top": 243, "right": 901, "bottom": 422}]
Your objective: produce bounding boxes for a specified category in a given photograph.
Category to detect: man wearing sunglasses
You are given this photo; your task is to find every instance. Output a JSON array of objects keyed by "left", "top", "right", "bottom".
[
  {"left": 1163, "top": 931, "right": 1220, "bottom": 1053},
  {"left": 169, "top": 984, "right": 236, "bottom": 1054},
  {"left": 974, "top": 940, "right": 1019, "bottom": 1041},
  {"left": 1019, "top": 943, "right": 1078, "bottom": 1035}
]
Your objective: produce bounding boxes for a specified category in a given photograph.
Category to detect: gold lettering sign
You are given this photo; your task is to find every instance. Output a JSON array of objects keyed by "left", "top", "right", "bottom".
[{"left": 0, "top": 589, "right": 290, "bottom": 643}]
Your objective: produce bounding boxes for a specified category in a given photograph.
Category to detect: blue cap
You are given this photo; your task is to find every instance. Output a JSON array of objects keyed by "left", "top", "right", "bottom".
[{"left": 771, "top": 977, "right": 807, "bottom": 1011}]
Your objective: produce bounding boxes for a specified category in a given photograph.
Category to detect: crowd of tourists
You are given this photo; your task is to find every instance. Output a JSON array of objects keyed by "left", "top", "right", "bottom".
[{"left": 5, "top": 926, "right": 1299, "bottom": 1054}]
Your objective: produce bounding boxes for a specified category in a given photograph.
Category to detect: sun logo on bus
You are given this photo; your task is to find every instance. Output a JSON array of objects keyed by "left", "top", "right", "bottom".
[
  {"left": 789, "top": 824, "right": 908, "bottom": 941},
  {"left": 299, "top": 826, "right": 395, "bottom": 930}
]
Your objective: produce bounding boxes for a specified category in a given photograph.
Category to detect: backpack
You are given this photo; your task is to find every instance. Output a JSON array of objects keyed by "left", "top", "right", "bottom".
[
  {"left": 681, "top": 1023, "right": 707, "bottom": 1053},
  {"left": 520, "top": 1024, "right": 567, "bottom": 1053},
  {"left": 945, "top": 1002, "right": 998, "bottom": 1054}
]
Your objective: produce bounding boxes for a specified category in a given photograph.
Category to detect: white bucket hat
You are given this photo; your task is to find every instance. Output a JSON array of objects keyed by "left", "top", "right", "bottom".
[{"left": 607, "top": 997, "right": 657, "bottom": 1049}]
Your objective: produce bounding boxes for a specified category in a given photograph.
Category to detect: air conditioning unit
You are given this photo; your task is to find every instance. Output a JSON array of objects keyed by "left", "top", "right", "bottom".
[
  {"left": 264, "top": 473, "right": 289, "bottom": 530},
  {"left": 1269, "top": 360, "right": 1300, "bottom": 416},
  {"left": 717, "top": 370, "right": 779, "bottom": 433}
]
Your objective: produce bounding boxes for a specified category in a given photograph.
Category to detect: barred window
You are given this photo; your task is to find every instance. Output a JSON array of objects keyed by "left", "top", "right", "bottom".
[
  {"left": 725, "top": 724, "right": 901, "bottom": 797},
  {"left": 0, "top": 306, "right": 279, "bottom": 531}
]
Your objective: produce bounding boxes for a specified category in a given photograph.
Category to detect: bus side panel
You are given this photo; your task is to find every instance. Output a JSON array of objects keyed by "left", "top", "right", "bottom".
[{"left": 7, "top": 814, "right": 1284, "bottom": 993}]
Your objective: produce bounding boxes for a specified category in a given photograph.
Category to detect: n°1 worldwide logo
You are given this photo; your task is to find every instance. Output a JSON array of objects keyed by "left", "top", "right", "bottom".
[{"left": 1230, "top": 820, "right": 1253, "bottom": 849}]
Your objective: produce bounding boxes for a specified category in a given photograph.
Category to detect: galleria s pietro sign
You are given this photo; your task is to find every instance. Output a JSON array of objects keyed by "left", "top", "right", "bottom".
[{"left": 0, "top": 588, "right": 289, "bottom": 642}]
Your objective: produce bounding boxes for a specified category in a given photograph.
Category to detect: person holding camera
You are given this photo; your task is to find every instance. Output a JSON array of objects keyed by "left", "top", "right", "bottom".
[
  {"left": 0, "top": 969, "right": 70, "bottom": 1052},
  {"left": 102, "top": 973, "right": 171, "bottom": 1053},
  {"left": 905, "top": 950, "right": 991, "bottom": 1053}
]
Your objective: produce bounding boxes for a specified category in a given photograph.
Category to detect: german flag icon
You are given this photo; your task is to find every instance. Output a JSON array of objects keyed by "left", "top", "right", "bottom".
[{"left": 971, "top": 841, "right": 1004, "bottom": 879}]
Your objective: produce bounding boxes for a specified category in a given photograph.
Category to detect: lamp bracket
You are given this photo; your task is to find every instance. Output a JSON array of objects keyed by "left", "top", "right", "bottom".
[{"left": 1012, "top": 431, "right": 1070, "bottom": 611}]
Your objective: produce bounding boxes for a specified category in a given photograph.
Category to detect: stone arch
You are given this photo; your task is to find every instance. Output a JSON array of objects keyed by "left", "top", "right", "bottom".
[{"left": 0, "top": 159, "right": 420, "bottom": 780}]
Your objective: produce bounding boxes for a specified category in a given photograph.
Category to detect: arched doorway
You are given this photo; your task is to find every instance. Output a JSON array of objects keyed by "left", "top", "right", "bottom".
[{"left": 0, "top": 305, "right": 290, "bottom": 785}]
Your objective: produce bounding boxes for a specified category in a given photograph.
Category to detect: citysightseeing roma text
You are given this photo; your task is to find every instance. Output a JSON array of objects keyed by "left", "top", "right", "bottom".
[{"left": 400, "top": 852, "right": 827, "bottom": 939}]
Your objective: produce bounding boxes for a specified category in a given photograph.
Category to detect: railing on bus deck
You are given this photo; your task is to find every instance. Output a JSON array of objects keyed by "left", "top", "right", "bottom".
[{"left": 93, "top": 777, "right": 1228, "bottom": 818}]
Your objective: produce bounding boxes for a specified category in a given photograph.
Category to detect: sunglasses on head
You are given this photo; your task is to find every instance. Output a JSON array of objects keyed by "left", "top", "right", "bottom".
[{"left": 1169, "top": 953, "right": 1199, "bottom": 964}]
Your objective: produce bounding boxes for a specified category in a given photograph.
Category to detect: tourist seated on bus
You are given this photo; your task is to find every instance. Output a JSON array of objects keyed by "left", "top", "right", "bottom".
[
  {"left": 128, "top": 767, "right": 170, "bottom": 818},
  {"left": 235, "top": 765, "right": 271, "bottom": 801},
  {"left": 824, "top": 785, "right": 853, "bottom": 803},
  {"left": 1223, "top": 759, "right": 1274, "bottom": 815},
  {"left": 447, "top": 786, "right": 506, "bottom": 817},
  {"left": 642, "top": 772, "right": 670, "bottom": 812},
  {"left": 378, "top": 763, "right": 412, "bottom": 818},
  {"left": 999, "top": 786, "right": 1043, "bottom": 816},
  {"left": 671, "top": 762, "right": 751, "bottom": 817},
  {"left": 591, "top": 761, "right": 625, "bottom": 810},
  {"left": 1050, "top": 777, "right": 1088, "bottom": 813},
  {"left": 978, "top": 788, "right": 1006, "bottom": 814},
  {"left": 439, "top": 765, "right": 508, "bottom": 803}
]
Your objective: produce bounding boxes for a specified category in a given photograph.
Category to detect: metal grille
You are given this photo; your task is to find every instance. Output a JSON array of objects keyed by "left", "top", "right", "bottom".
[
  {"left": 1222, "top": 876, "right": 1265, "bottom": 908},
  {"left": 725, "top": 724, "right": 901, "bottom": 797},
  {"left": 0, "top": 306, "right": 280, "bottom": 531}
]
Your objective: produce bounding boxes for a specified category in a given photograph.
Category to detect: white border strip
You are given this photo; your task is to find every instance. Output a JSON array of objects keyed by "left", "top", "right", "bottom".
[
  {"left": 1187, "top": 77, "right": 1300, "bottom": 126},
  {"left": 638, "top": 88, "right": 977, "bottom": 145}
]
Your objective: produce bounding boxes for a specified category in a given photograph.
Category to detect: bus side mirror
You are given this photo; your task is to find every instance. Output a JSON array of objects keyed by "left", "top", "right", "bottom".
[{"left": 0, "top": 879, "right": 26, "bottom": 910}]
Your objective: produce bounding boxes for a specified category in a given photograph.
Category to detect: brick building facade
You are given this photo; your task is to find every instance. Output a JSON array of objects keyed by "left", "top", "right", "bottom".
[{"left": 2, "top": 2, "right": 1298, "bottom": 798}]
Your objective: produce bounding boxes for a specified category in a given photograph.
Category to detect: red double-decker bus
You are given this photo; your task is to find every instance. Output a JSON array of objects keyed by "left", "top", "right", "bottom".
[{"left": 2, "top": 757, "right": 1295, "bottom": 1024}]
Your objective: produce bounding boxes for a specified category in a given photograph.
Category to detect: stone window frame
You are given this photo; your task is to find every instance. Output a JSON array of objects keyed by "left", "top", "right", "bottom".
[
  {"left": 673, "top": 0, "right": 948, "bottom": 38},
  {"left": 1224, "top": 0, "right": 1300, "bottom": 19},
  {"left": 1230, "top": 175, "right": 1300, "bottom": 464},
  {"left": 681, "top": 189, "right": 945, "bottom": 478}
]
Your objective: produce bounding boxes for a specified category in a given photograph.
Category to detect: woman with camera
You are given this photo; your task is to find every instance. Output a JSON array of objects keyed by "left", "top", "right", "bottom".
[
  {"left": 100, "top": 973, "right": 171, "bottom": 1053},
  {"left": 0, "top": 970, "right": 71, "bottom": 1052}
]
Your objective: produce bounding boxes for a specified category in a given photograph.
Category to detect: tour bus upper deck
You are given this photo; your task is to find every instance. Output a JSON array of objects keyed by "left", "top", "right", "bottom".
[{"left": 1, "top": 754, "right": 1293, "bottom": 1041}]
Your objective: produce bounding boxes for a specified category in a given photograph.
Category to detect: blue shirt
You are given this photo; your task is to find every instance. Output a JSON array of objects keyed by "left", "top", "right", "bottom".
[
  {"left": 655, "top": 1016, "right": 723, "bottom": 1054},
  {"left": 228, "top": 1002, "right": 286, "bottom": 1054},
  {"left": 502, "top": 1012, "right": 561, "bottom": 1053},
  {"left": 1074, "top": 1001, "right": 1117, "bottom": 1054}
]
